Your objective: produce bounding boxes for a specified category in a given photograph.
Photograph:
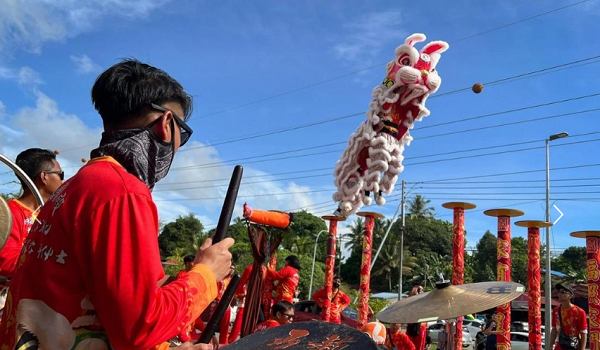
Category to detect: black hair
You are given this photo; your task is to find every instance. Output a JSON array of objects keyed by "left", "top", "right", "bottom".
[
  {"left": 15, "top": 148, "right": 57, "bottom": 189},
  {"left": 91, "top": 58, "right": 193, "bottom": 126},
  {"left": 183, "top": 255, "right": 195, "bottom": 264},
  {"left": 285, "top": 255, "right": 301, "bottom": 270},
  {"left": 272, "top": 300, "right": 294, "bottom": 317}
]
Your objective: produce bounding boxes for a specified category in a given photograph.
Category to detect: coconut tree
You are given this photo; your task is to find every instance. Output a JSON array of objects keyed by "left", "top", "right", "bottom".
[{"left": 407, "top": 194, "right": 435, "bottom": 219}]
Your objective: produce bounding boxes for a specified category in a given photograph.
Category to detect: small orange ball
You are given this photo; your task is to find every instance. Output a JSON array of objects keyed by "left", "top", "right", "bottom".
[
  {"left": 81, "top": 158, "right": 87, "bottom": 163},
  {"left": 472, "top": 83, "right": 483, "bottom": 94},
  {"left": 54, "top": 149, "right": 60, "bottom": 155}
]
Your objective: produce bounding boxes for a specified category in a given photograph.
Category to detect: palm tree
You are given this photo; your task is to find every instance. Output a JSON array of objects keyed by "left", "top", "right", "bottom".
[
  {"left": 407, "top": 194, "right": 435, "bottom": 219},
  {"left": 343, "top": 218, "right": 365, "bottom": 253}
]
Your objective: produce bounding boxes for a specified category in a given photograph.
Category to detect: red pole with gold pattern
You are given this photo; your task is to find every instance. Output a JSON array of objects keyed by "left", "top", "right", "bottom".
[
  {"left": 321, "top": 215, "right": 346, "bottom": 322},
  {"left": 516, "top": 220, "right": 553, "bottom": 350},
  {"left": 571, "top": 230, "right": 600, "bottom": 350},
  {"left": 484, "top": 209, "right": 525, "bottom": 350},
  {"left": 356, "top": 211, "right": 384, "bottom": 330},
  {"left": 443, "top": 202, "right": 476, "bottom": 350}
]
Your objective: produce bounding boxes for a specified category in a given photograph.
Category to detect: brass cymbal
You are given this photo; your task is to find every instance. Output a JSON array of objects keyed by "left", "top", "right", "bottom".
[
  {"left": 0, "top": 196, "right": 12, "bottom": 250},
  {"left": 377, "top": 281, "right": 525, "bottom": 324}
]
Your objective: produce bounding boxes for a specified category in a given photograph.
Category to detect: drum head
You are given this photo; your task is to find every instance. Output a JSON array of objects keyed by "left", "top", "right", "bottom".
[
  {"left": 0, "top": 197, "right": 12, "bottom": 250},
  {"left": 226, "top": 320, "right": 377, "bottom": 350}
]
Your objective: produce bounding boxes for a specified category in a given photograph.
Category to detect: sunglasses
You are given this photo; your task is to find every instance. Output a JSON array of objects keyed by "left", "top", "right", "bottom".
[
  {"left": 45, "top": 170, "right": 65, "bottom": 181},
  {"left": 282, "top": 313, "right": 295, "bottom": 320},
  {"left": 558, "top": 289, "right": 571, "bottom": 294},
  {"left": 150, "top": 103, "right": 194, "bottom": 146}
]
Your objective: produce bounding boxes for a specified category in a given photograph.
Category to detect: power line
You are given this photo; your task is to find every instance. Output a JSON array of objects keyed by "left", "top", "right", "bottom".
[
  {"left": 189, "top": 0, "right": 597, "bottom": 121},
  {"left": 418, "top": 163, "right": 600, "bottom": 183},
  {"left": 167, "top": 134, "right": 600, "bottom": 172},
  {"left": 154, "top": 189, "right": 336, "bottom": 201},
  {"left": 422, "top": 92, "right": 600, "bottom": 129},
  {"left": 56, "top": 62, "right": 600, "bottom": 155},
  {"left": 408, "top": 177, "right": 600, "bottom": 185}
]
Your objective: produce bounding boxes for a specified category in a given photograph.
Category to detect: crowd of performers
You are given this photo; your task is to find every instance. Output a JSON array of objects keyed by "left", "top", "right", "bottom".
[{"left": 0, "top": 59, "right": 591, "bottom": 350}]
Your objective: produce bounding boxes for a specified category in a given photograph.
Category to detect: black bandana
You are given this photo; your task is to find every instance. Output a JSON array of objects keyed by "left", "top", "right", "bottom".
[{"left": 90, "top": 126, "right": 174, "bottom": 191}]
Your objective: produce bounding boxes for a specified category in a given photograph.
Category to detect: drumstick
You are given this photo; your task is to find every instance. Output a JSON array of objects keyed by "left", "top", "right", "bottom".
[
  {"left": 212, "top": 165, "right": 243, "bottom": 244},
  {"left": 197, "top": 274, "right": 241, "bottom": 344},
  {"left": 196, "top": 165, "right": 243, "bottom": 344}
]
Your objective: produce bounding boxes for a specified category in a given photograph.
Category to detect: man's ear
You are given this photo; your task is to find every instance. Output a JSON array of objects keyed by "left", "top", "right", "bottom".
[{"left": 154, "top": 111, "right": 174, "bottom": 142}]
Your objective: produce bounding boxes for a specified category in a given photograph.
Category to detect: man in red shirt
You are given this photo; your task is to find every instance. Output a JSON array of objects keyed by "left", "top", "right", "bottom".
[
  {"left": 253, "top": 301, "right": 295, "bottom": 333},
  {"left": 550, "top": 283, "right": 588, "bottom": 350},
  {"left": 0, "top": 59, "right": 234, "bottom": 350},
  {"left": 269, "top": 255, "right": 300, "bottom": 304},
  {"left": 0, "top": 149, "right": 63, "bottom": 282},
  {"left": 386, "top": 323, "right": 416, "bottom": 350},
  {"left": 312, "top": 276, "right": 351, "bottom": 324}
]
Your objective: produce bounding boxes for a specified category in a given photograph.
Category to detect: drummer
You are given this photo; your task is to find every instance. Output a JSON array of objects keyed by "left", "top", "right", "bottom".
[
  {"left": 0, "top": 59, "right": 234, "bottom": 350},
  {"left": 254, "top": 300, "right": 295, "bottom": 332},
  {"left": 0, "top": 149, "right": 63, "bottom": 292}
]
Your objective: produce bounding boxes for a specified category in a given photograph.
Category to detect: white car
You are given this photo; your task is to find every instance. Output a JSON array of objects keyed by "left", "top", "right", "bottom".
[
  {"left": 428, "top": 322, "right": 474, "bottom": 350},
  {"left": 463, "top": 319, "right": 485, "bottom": 335},
  {"left": 475, "top": 331, "right": 545, "bottom": 350}
]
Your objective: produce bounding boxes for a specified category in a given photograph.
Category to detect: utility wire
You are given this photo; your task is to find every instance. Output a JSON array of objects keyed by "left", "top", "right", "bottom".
[{"left": 190, "top": 0, "right": 597, "bottom": 120}]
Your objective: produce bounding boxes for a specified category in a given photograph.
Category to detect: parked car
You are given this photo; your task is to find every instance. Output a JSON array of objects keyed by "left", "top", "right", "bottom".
[
  {"left": 293, "top": 300, "right": 358, "bottom": 328},
  {"left": 428, "top": 322, "right": 474, "bottom": 349},
  {"left": 475, "top": 331, "right": 545, "bottom": 350},
  {"left": 463, "top": 319, "right": 485, "bottom": 335}
]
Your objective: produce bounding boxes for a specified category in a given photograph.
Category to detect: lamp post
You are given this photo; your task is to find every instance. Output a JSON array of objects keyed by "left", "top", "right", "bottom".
[
  {"left": 309, "top": 229, "right": 327, "bottom": 297},
  {"left": 545, "top": 131, "right": 568, "bottom": 346}
]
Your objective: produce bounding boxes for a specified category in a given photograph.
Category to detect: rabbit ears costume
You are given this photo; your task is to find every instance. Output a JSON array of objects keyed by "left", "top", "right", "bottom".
[{"left": 333, "top": 33, "right": 449, "bottom": 217}]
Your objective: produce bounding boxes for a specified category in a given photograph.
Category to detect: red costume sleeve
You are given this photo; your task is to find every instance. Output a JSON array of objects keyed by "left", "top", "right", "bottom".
[
  {"left": 236, "top": 265, "right": 253, "bottom": 297},
  {"left": 339, "top": 291, "right": 351, "bottom": 309},
  {"left": 0, "top": 201, "right": 31, "bottom": 278},
  {"left": 578, "top": 307, "right": 588, "bottom": 331},
  {"left": 312, "top": 288, "right": 327, "bottom": 307},
  {"left": 75, "top": 193, "right": 217, "bottom": 349}
]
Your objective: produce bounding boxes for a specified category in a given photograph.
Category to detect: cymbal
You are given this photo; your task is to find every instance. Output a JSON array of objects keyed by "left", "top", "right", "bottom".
[
  {"left": 377, "top": 281, "right": 525, "bottom": 324},
  {"left": 226, "top": 320, "right": 378, "bottom": 350},
  {"left": 0, "top": 196, "right": 12, "bottom": 250}
]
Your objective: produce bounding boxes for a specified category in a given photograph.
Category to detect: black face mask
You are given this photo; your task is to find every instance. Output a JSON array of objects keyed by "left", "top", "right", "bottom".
[
  {"left": 90, "top": 119, "right": 175, "bottom": 191},
  {"left": 333, "top": 282, "right": 340, "bottom": 289}
]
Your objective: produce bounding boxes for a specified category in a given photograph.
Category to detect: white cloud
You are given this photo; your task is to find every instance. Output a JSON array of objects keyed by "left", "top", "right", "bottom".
[
  {"left": 333, "top": 11, "right": 407, "bottom": 67},
  {"left": 0, "top": 65, "right": 44, "bottom": 87},
  {"left": 0, "top": 0, "right": 170, "bottom": 54},
  {"left": 70, "top": 54, "right": 101, "bottom": 75},
  {"left": 0, "top": 85, "right": 331, "bottom": 225}
]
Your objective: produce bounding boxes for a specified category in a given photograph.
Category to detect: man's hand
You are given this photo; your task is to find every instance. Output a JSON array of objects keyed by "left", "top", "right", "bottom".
[
  {"left": 194, "top": 237, "right": 234, "bottom": 281},
  {"left": 174, "top": 341, "right": 216, "bottom": 350}
]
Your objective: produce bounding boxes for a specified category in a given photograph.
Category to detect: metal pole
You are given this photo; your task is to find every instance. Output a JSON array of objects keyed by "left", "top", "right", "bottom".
[
  {"left": 399, "top": 180, "right": 405, "bottom": 300},
  {"left": 370, "top": 202, "right": 402, "bottom": 271},
  {"left": 544, "top": 139, "right": 552, "bottom": 347},
  {"left": 309, "top": 229, "right": 327, "bottom": 297}
]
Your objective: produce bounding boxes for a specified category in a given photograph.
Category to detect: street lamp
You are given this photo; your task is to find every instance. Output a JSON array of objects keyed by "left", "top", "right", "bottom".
[
  {"left": 545, "top": 131, "right": 568, "bottom": 348},
  {"left": 309, "top": 229, "right": 328, "bottom": 297}
]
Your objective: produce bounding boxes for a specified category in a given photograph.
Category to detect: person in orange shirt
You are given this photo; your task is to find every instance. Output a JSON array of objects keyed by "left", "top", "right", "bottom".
[
  {"left": 0, "top": 59, "right": 233, "bottom": 350},
  {"left": 0, "top": 148, "right": 63, "bottom": 290},
  {"left": 253, "top": 301, "right": 295, "bottom": 333},
  {"left": 386, "top": 323, "right": 416, "bottom": 350},
  {"left": 550, "top": 283, "right": 588, "bottom": 350},
  {"left": 269, "top": 255, "right": 300, "bottom": 303},
  {"left": 312, "top": 276, "right": 351, "bottom": 324}
]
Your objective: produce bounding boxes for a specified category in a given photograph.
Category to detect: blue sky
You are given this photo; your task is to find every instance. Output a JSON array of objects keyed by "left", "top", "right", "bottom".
[{"left": 1, "top": 0, "right": 599, "bottom": 260}]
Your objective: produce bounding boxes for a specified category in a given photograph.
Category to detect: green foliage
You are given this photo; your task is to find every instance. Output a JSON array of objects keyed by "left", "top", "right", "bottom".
[
  {"left": 511, "top": 237, "right": 529, "bottom": 284},
  {"left": 347, "top": 290, "right": 392, "bottom": 320},
  {"left": 407, "top": 194, "right": 435, "bottom": 219},
  {"left": 369, "top": 297, "right": 391, "bottom": 316},
  {"left": 552, "top": 246, "right": 587, "bottom": 281},
  {"left": 472, "top": 231, "right": 497, "bottom": 282},
  {"left": 163, "top": 247, "right": 187, "bottom": 276},
  {"left": 158, "top": 213, "right": 205, "bottom": 258},
  {"left": 341, "top": 198, "right": 455, "bottom": 294}
]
